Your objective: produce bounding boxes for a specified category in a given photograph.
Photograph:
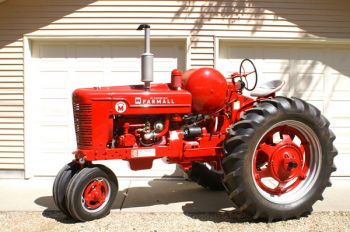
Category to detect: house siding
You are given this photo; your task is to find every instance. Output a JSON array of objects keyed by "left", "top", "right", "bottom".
[{"left": 0, "top": 0, "right": 349, "bottom": 171}]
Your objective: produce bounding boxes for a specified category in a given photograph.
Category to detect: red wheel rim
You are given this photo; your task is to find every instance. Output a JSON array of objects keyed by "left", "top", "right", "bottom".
[
  {"left": 253, "top": 122, "right": 319, "bottom": 198},
  {"left": 82, "top": 177, "right": 110, "bottom": 210}
]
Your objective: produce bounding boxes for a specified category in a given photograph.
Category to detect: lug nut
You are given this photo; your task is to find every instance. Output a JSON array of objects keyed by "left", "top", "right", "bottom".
[{"left": 288, "top": 161, "right": 298, "bottom": 168}]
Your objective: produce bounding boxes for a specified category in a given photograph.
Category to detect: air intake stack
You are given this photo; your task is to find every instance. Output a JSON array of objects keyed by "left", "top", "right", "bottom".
[{"left": 137, "top": 24, "right": 154, "bottom": 91}]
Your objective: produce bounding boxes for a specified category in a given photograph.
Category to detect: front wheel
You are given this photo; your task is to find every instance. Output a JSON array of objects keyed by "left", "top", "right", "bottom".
[
  {"left": 222, "top": 97, "right": 337, "bottom": 221},
  {"left": 65, "top": 166, "right": 118, "bottom": 221},
  {"left": 52, "top": 161, "right": 80, "bottom": 217}
]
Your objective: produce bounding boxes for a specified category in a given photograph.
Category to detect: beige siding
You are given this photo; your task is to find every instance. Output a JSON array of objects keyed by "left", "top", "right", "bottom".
[
  {"left": 0, "top": 31, "right": 24, "bottom": 169},
  {"left": 0, "top": 0, "right": 349, "bottom": 171}
]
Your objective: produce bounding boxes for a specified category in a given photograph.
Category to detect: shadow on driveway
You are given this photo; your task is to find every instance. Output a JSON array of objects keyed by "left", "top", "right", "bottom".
[{"left": 34, "top": 178, "right": 264, "bottom": 224}]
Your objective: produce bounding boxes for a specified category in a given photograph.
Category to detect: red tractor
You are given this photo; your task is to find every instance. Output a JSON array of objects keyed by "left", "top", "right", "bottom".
[{"left": 53, "top": 25, "right": 337, "bottom": 222}]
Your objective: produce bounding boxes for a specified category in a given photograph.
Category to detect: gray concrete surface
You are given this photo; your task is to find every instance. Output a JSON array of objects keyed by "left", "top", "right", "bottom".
[
  {"left": 0, "top": 177, "right": 349, "bottom": 212},
  {"left": 0, "top": 177, "right": 349, "bottom": 232}
]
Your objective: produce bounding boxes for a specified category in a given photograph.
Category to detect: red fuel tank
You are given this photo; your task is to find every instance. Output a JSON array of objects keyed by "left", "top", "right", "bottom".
[{"left": 182, "top": 68, "right": 228, "bottom": 114}]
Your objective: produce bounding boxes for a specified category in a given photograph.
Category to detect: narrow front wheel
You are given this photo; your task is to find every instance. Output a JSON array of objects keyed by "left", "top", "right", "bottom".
[
  {"left": 65, "top": 166, "right": 118, "bottom": 221},
  {"left": 52, "top": 161, "right": 79, "bottom": 217}
]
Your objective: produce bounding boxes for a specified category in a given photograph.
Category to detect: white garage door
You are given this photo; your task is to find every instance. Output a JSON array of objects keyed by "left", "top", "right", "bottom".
[
  {"left": 218, "top": 41, "right": 350, "bottom": 176},
  {"left": 27, "top": 40, "right": 185, "bottom": 177}
]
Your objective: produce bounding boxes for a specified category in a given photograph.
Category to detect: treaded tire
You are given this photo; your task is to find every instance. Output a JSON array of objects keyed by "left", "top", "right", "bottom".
[
  {"left": 187, "top": 162, "right": 225, "bottom": 191},
  {"left": 52, "top": 161, "right": 79, "bottom": 217},
  {"left": 65, "top": 166, "right": 118, "bottom": 222},
  {"left": 222, "top": 97, "right": 337, "bottom": 221}
]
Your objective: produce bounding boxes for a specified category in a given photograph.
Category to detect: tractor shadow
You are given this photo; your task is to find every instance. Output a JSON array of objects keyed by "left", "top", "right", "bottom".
[{"left": 35, "top": 177, "right": 261, "bottom": 224}]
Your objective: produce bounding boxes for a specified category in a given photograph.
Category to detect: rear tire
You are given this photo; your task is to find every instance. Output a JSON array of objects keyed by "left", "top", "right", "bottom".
[
  {"left": 65, "top": 166, "right": 118, "bottom": 222},
  {"left": 52, "top": 161, "right": 79, "bottom": 217},
  {"left": 187, "top": 162, "right": 224, "bottom": 191},
  {"left": 222, "top": 97, "right": 337, "bottom": 221}
]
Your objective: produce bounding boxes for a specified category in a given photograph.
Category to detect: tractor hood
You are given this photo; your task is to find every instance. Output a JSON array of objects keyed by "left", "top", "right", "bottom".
[{"left": 72, "top": 83, "right": 192, "bottom": 115}]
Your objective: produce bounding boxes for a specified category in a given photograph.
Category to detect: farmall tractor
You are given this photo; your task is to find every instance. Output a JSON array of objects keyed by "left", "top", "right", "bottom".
[{"left": 53, "top": 25, "right": 337, "bottom": 222}]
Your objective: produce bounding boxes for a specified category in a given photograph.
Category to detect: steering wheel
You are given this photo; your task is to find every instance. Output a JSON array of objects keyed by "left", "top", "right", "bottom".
[{"left": 239, "top": 58, "right": 258, "bottom": 91}]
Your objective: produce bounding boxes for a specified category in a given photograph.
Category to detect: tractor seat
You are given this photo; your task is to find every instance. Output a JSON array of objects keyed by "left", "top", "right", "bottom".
[{"left": 250, "top": 80, "right": 285, "bottom": 97}]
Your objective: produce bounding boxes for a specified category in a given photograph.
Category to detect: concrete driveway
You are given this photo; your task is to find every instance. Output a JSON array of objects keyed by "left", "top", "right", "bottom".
[{"left": 0, "top": 177, "right": 349, "bottom": 231}]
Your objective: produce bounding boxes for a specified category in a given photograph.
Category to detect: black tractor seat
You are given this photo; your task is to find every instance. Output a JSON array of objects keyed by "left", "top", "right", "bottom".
[{"left": 250, "top": 80, "right": 285, "bottom": 97}]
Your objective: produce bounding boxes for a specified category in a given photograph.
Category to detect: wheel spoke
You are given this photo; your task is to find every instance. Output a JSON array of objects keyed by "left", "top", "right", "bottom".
[
  {"left": 281, "top": 134, "right": 293, "bottom": 144},
  {"left": 84, "top": 193, "right": 93, "bottom": 203},
  {"left": 274, "top": 182, "right": 287, "bottom": 195},
  {"left": 247, "top": 70, "right": 256, "bottom": 75},
  {"left": 241, "top": 66, "right": 246, "bottom": 74},
  {"left": 299, "top": 173, "right": 307, "bottom": 180},
  {"left": 256, "top": 166, "right": 272, "bottom": 179},
  {"left": 259, "top": 143, "right": 277, "bottom": 158}
]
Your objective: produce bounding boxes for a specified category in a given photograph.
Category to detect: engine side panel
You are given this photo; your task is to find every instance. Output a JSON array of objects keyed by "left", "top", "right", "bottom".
[{"left": 73, "top": 83, "right": 192, "bottom": 115}]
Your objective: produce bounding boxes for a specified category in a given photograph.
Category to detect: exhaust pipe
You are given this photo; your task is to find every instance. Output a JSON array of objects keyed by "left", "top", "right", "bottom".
[{"left": 137, "top": 24, "right": 154, "bottom": 91}]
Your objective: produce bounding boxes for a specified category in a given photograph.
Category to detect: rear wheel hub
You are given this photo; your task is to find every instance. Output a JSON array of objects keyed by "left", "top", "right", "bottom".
[
  {"left": 269, "top": 136, "right": 303, "bottom": 182},
  {"left": 253, "top": 124, "right": 312, "bottom": 196}
]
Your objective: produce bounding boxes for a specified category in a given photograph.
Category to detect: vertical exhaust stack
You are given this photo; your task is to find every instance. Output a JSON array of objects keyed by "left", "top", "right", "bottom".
[{"left": 137, "top": 24, "right": 154, "bottom": 91}]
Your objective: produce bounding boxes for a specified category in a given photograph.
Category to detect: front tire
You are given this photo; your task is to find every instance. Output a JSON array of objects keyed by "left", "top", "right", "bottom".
[
  {"left": 222, "top": 97, "right": 337, "bottom": 221},
  {"left": 65, "top": 166, "right": 118, "bottom": 221},
  {"left": 52, "top": 161, "right": 80, "bottom": 217}
]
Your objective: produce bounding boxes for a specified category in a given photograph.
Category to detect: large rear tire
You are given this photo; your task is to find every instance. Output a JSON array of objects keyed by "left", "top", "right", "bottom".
[
  {"left": 187, "top": 162, "right": 224, "bottom": 191},
  {"left": 222, "top": 97, "right": 337, "bottom": 221}
]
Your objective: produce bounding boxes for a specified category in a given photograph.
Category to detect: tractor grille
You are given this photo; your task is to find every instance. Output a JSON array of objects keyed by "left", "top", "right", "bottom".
[{"left": 73, "top": 103, "right": 92, "bottom": 148}]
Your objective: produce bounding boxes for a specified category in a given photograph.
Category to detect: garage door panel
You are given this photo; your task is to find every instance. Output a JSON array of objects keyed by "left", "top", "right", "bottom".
[
  {"left": 109, "top": 71, "right": 141, "bottom": 86},
  {"left": 154, "top": 71, "right": 171, "bottom": 83},
  {"left": 34, "top": 153, "right": 72, "bottom": 176},
  {"left": 261, "top": 61, "right": 289, "bottom": 72},
  {"left": 39, "top": 71, "right": 69, "bottom": 90},
  {"left": 334, "top": 154, "right": 350, "bottom": 176},
  {"left": 111, "top": 59, "right": 140, "bottom": 71},
  {"left": 71, "top": 71, "right": 104, "bottom": 89},
  {"left": 73, "top": 62, "right": 106, "bottom": 71},
  {"left": 296, "top": 48, "right": 325, "bottom": 61},
  {"left": 154, "top": 59, "right": 178, "bottom": 83},
  {"left": 263, "top": 47, "right": 291, "bottom": 60},
  {"left": 326, "top": 101, "right": 350, "bottom": 127},
  {"left": 225, "top": 47, "right": 257, "bottom": 59},
  {"left": 39, "top": 98, "right": 69, "bottom": 118},
  {"left": 260, "top": 71, "right": 289, "bottom": 82},
  {"left": 39, "top": 125, "right": 70, "bottom": 145},
  {"left": 154, "top": 59, "right": 178, "bottom": 72},
  {"left": 154, "top": 46, "right": 175, "bottom": 57},
  {"left": 39, "top": 90, "right": 69, "bottom": 100},
  {"left": 37, "top": 61, "right": 73, "bottom": 70},
  {"left": 76, "top": 45, "right": 104, "bottom": 59},
  {"left": 111, "top": 46, "right": 141, "bottom": 58},
  {"left": 294, "top": 62, "right": 326, "bottom": 75},
  {"left": 38, "top": 44, "right": 68, "bottom": 59},
  {"left": 326, "top": 70, "right": 350, "bottom": 99},
  {"left": 296, "top": 73, "right": 325, "bottom": 98},
  {"left": 329, "top": 49, "right": 350, "bottom": 68},
  {"left": 332, "top": 128, "right": 350, "bottom": 153}
]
